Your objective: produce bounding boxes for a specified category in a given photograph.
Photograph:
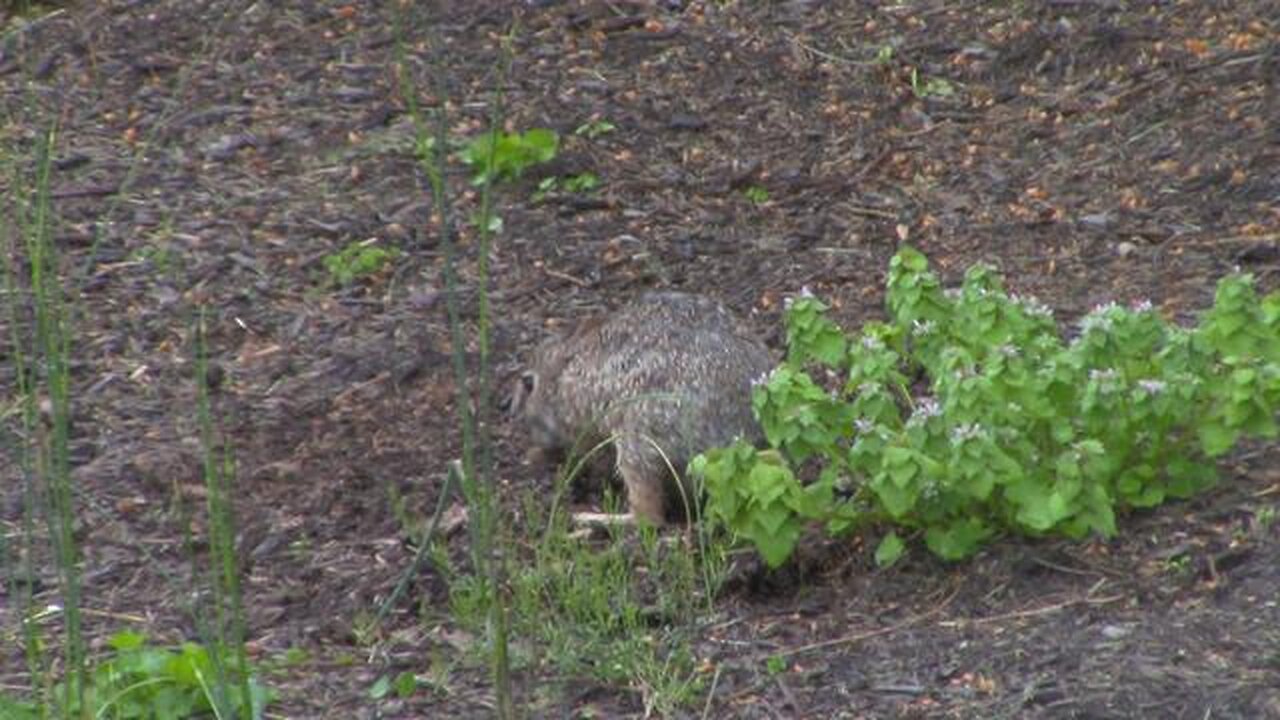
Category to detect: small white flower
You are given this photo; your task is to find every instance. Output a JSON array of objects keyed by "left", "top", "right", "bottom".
[
  {"left": 786, "top": 286, "right": 816, "bottom": 310},
  {"left": 1137, "top": 379, "right": 1166, "bottom": 395},
  {"left": 854, "top": 418, "right": 876, "bottom": 434},
  {"left": 912, "top": 319, "right": 937, "bottom": 336},
  {"left": 861, "top": 335, "right": 885, "bottom": 351},
  {"left": 856, "top": 381, "right": 880, "bottom": 398},
  {"left": 950, "top": 422, "right": 985, "bottom": 446},
  {"left": 1015, "top": 294, "right": 1054, "bottom": 318},
  {"left": 908, "top": 397, "right": 941, "bottom": 425},
  {"left": 921, "top": 478, "right": 941, "bottom": 500},
  {"left": 997, "top": 344, "right": 1020, "bottom": 358},
  {"left": 1132, "top": 299, "right": 1154, "bottom": 313},
  {"left": 1079, "top": 304, "right": 1119, "bottom": 333},
  {"left": 1089, "top": 368, "right": 1122, "bottom": 393}
]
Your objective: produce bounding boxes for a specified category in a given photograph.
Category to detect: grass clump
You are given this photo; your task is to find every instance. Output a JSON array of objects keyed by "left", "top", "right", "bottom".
[
  {"left": 442, "top": 479, "right": 726, "bottom": 717},
  {"left": 323, "top": 240, "right": 400, "bottom": 286},
  {"left": 3, "top": 117, "right": 90, "bottom": 720},
  {"left": 3, "top": 85, "right": 268, "bottom": 720}
]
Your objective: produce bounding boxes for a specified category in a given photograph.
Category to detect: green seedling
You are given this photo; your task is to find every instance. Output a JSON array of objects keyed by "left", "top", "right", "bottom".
[
  {"left": 874, "top": 531, "right": 906, "bottom": 567},
  {"left": 574, "top": 119, "right": 617, "bottom": 139},
  {"left": 370, "top": 671, "right": 419, "bottom": 701},
  {"left": 460, "top": 127, "right": 559, "bottom": 185},
  {"left": 130, "top": 243, "right": 176, "bottom": 275},
  {"left": 533, "top": 173, "right": 600, "bottom": 203},
  {"left": 765, "top": 655, "right": 788, "bottom": 675},
  {"left": 743, "top": 185, "right": 769, "bottom": 204},
  {"left": 563, "top": 172, "right": 599, "bottom": 193},
  {"left": 1255, "top": 505, "right": 1276, "bottom": 534},
  {"left": 323, "top": 241, "right": 400, "bottom": 286},
  {"left": 469, "top": 212, "right": 504, "bottom": 233},
  {"left": 911, "top": 68, "right": 956, "bottom": 98},
  {"left": 1164, "top": 553, "right": 1192, "bottom": 576}
]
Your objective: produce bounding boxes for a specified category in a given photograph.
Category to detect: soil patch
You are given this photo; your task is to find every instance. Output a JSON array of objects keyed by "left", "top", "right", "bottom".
[{"left": 3, "top": 1, "right": 1278, "bottom": 717}]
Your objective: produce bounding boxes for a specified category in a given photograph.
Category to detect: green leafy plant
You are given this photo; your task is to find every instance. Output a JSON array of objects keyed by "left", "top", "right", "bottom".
[
  {"left": 459, "top": 127, "right": 559, "bottom": 185},
  {"left": 323, "top": 241, "right": 400, "bottom": 286},
  {"left": 1257, "top": 504, "right": 1277, "bottom": 533},
  {"left": 573, "top": 119, "right": 616, "bottom": 139},
  {"left": 130, "top": 242, "right": 177, "bottom": 276},
  {"left": 694, "top": 248, "right": 1280, "bottom": 566},
  {"left": 533, "top": 172, "right": 600, "bottom": 202},
  {"left": 910, "top": 68, "right": 955, "bottom": 98},
  {"left": 562, "top": 172, "right": 599, "bottom": 194},
  {"left": 0, "top": 695, "right": 35, "bottom": 720},
  {"left": 469, "top": 212, "right": 504, "bottom": 234},
  {"left": 1164, "top": 552, "right": 1192, "bottom": 576},
  {"left": 12, "top": 631, "right": 272, "bottom": 719},
  {"left": 743, "top": 185, "right": 769, "bottom": 204},
  {"left": 370, "top": 670, "right": 419, "bottom": 701}
]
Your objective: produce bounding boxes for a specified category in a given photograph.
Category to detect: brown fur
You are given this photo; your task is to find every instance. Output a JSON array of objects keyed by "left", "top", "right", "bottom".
[{"left": 510, "top": 292, "right": 774, "bottom": 524}]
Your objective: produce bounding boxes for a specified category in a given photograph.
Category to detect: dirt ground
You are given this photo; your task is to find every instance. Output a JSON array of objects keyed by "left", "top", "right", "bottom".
[{"left": 3, "top": 1, "right": 1279, "bottom": 717}]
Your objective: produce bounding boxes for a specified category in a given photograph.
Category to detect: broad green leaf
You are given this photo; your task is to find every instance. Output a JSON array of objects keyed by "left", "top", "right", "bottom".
[
  {"left": 152, "top": 687, "right": 196, "bottom": 718},
  {"left": 1197, "top": 421, "right": 1236, "bottom": 457},
  {"left": 522, "top": 128, "right": 559, "bottom": 161},
  {"left": 924, "top": 518, "right": 991, "bottom": 560},
  {"left": 394, "top": 671, "right": 419, "bottom": 699},
  {"left": 884, "top": 447, "right": 917, "bottom": 487},
  {"left": 754, "top": 521, "right": 801, "bottom": 568},
  {"left": 746, "top": 463, "right": 793, "bottom": 505},
  {"left": 109, "top": 631, "right": 147, "bottom": 651},
  {"left": 894, "top": 246, "right": 928, "bottom": 273},
  {"left": 754, "top": 504, "right": 794, "bottom": 536},
  {"left": 871, "top": 473, "right": 917, "bottom": 518},
  {"left": 875, "top": 532, "right": 906, "bottom": 567}
]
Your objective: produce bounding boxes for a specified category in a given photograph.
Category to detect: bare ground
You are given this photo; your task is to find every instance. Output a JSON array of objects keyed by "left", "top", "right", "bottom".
[{"left": 2, "top": 1, "right": 1279, "bottom": 717}]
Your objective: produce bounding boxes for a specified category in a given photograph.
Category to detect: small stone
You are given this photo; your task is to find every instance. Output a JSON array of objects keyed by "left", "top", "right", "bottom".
[
  {"left": 668, "top": 113, "right": 707, "bottom": 131},
  {"left": 1080, "top": 212, "right": 1112, "bottom": 230},
  {"left": 1100, "top": 624, "right": 1131, "bottom": 640}
]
